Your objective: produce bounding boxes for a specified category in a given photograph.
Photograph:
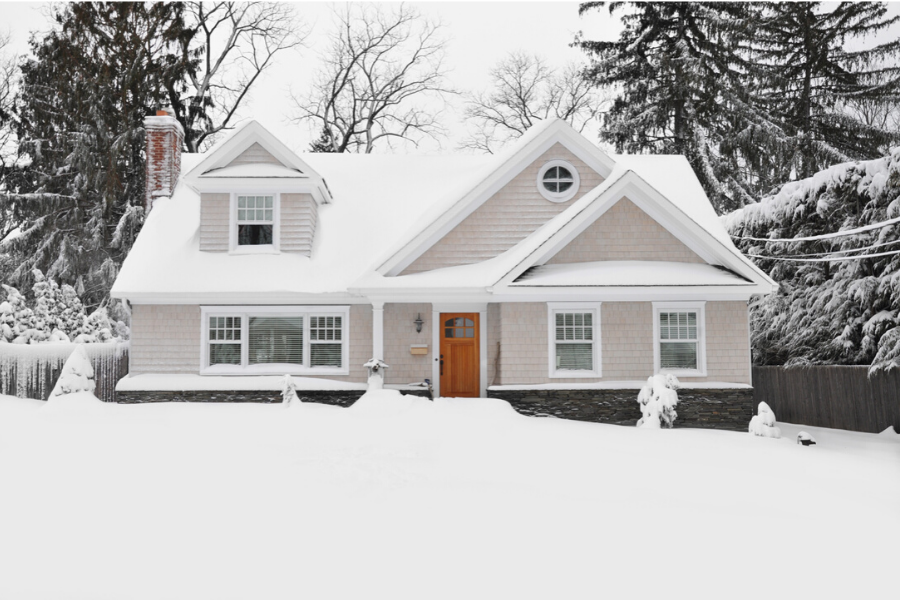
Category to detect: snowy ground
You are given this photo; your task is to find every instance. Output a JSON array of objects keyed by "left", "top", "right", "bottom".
[{"left": 0, "top": 391, "right": 897, "bottom": 600}]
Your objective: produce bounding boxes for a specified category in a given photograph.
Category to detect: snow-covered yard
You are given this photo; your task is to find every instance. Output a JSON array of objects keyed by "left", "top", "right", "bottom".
[{"left": 0, "top": 391, "right": 897, "bottom": 600}]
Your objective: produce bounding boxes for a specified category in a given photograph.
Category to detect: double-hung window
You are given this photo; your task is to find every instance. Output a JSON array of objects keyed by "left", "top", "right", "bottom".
[
  {"left": 236, "top": 195, "right": 275, "bottom": 247},
  {"left": 202, "top": 306, "right": 349, "bottom": 375},
  {"left": 547, "top": 303, "right": 601, "bottom": 377},
  {"left": 653, "top": 302, "right": 706, "bottom": 376}
]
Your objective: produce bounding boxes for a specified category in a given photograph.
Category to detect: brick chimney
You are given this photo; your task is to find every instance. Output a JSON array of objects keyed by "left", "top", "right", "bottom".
[{"left": 144, "top": 110, "right": 184, "bottom": 211}]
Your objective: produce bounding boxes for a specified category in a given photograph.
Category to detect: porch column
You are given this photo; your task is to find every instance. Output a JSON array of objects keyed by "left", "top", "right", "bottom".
[{"left": 372, "top": 301, "right": 385, "bottom": 361}]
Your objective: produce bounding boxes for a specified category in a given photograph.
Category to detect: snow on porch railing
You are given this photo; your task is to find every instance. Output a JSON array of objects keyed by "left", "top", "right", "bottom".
[{"left": 0, "top": 341, "right": 129, "bottom": 403}]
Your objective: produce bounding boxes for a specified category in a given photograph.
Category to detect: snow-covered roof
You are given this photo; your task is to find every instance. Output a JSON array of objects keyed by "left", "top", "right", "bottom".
[{"left": 112, "top": 119, "right": 774, "bottom": 302}]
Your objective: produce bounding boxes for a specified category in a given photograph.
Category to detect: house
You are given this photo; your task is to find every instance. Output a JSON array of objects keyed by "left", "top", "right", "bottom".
[{"left": 111, "top": 112, "right": 776, "bottom": 429}]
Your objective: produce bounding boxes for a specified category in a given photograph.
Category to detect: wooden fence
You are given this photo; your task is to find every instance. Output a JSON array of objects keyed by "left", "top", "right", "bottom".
[
  {"left": 0, "top": 342, "right": 129, "bottom": 403},
  {"left": 753, "top": 366, "right": 900, "bottom": 433}
]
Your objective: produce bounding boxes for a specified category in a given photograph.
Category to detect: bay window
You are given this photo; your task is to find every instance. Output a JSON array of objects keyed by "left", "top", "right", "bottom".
[{"left": 201, "top": 306, "right": 349, "bottom": 375}]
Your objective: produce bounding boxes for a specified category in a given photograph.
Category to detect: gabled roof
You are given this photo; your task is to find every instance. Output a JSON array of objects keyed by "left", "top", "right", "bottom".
[
  {"left": 183, "top": 121, "right": 333, "bottom": 203},
  {"left": 376, "top": 118, "right": 617, "bottom": 276},
  {"left": 351, "top": 160, "right": 777, "bottom": 298}
]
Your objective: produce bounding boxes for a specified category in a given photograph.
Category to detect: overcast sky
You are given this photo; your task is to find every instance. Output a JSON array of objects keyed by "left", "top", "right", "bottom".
[
  {"left": 4, "top": 2, "right": 900, "bottom": 155},
  {"left": 3, "top": 1, "right": 622, "bottom": 154}
]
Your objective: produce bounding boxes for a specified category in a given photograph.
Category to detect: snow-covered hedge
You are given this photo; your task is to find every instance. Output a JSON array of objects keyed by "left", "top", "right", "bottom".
[
  {"left": 726, "top": 148, "right": 900, "bottom": 373},
  {"left": 1, "top": 269, "right": 129, "bottom": 345}
]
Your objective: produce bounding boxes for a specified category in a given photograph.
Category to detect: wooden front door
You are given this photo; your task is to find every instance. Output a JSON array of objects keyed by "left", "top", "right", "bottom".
[{"left": 439, "top": 313, "right": 480, "bottom": 398}]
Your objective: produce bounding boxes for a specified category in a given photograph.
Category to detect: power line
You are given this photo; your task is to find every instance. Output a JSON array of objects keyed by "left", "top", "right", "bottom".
[
  {"left": 746, "top": 238, "right": 900, "bottom": 259},
  {"left": 731, "top": 215, "right": 900, "bottom": 242},
  {"left": 747, "top": 248, "right": 900, "bottom": 262}
]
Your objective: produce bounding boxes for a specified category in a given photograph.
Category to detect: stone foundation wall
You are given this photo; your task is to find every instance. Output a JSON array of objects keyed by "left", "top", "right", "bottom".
[
  {"left": 116, "top": 388, "right": 431, "bottom": 406},
  {"left": 487, "top": 387, "right": 754, "bottom": 431}
]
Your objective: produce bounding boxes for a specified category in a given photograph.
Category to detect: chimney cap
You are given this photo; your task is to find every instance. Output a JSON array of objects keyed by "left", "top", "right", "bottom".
[{"left": 156, "top": 109, "right": 168, "bottom": 117}]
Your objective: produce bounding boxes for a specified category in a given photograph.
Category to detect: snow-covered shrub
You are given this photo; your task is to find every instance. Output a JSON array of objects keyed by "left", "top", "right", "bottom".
[
  {"left": 748, "top": 401, "right": 781, "bottom": 438},
  {"left": 58, "top": 284, "right": 85, "bottom": 338},
  {"left": 282, "top": 374, "right": 299, "bottom": 406},
  {"left": 74, "top": 307, "right": 114, "bottom": 343},
  {"left": 32, "top": 269, "right": 62, "bottom": 339},
  {"left": 636, "top": 374, "right": 680, "bottom": 429},
  {"left": 49, "top": 345, "right": 96, "bottom": 398},
  {"left": 1, "top": 284, "right": 39, "bottom": 344}
]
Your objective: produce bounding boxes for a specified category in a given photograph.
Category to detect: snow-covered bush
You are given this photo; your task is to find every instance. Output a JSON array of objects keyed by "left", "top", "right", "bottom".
[
  {"left": 58, "top": 284, "right": 85, "bottom": 338},
  {"left": 282, "top": 374, "right": 299, "bottom": 406},
  {"left": 32, "top": 269, "right": 62, "bottom": 339},
  {"left": 49, "top": 345, "right": 96, "bottom": 398},
  {"left": 636, "top": 374, "right": 680, "bottom": 428},
  {"left": 748, "top": 401, "right": 781, "bottom": 438},
  {"left": 74, "top": 307, "right": 115, "bottom": 343},
  {"left": 1, "top": 284, "right": 38, "bottom": 343}
]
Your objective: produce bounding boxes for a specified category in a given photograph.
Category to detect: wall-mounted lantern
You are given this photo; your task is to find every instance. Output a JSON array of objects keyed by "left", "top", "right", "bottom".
[{"left": 414, "top": 313, "right": 424, "bottom": 333}]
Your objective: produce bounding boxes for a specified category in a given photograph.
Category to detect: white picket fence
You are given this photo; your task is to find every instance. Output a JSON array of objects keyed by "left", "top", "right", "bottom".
[{"left": 0, "top": 341, "right": 129, "bottom": 402}]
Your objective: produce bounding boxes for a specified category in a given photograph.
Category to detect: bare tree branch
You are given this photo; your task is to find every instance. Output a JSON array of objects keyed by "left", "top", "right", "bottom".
[
  {"left": 176, "top": 2, "right": 309, "bottom": 152},
  {"left": 291, "top": 3, "right": 453, "bottom": 153},
  {"left": 460, "top": 52, "right": 605, "bottom": 154}
]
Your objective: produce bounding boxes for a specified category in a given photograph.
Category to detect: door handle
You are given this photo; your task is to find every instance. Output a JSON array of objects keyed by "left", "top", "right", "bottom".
[{"left": 440, "top": 359, "right": 444, "bottom": 376}]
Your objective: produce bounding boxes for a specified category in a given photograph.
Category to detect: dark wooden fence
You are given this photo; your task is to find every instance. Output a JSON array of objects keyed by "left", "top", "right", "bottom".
[
  {"left": 0, "top": 342, "right": 129, "bottom": 403},
  {"left": 753, "top": 366, "right": 900, "bottom": 433}
]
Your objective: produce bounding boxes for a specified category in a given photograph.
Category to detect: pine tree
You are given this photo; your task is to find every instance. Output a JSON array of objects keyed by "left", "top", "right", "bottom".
[
  {"left": 726, "top": 149, "right": 900, "bottom": 372},
  {"left": 58, "top": 284, "right": 85, "bottom": 339},
  {"left": 0, "top": 3, "right": 194, "bottom": 308},
  {"left": 31, "top": 268, "right": 61, "bottom": 337},
  {"left": 751, "top": 2, "right": 900, "bottom": 182},
  {"left": 578, "top": 2, "right": 761, "bottom": 212}
]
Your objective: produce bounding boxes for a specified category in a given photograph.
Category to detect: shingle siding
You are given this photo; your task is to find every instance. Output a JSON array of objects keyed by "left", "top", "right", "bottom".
[
  {"left": 199, "top": 193, "right": 230, "bottom": 252},
  {"left": 280, "top": 193, "right": 317, "bottom": 256},
  {"left": 402, "top": 143, "right": 605, "bottom": 274},
  {"left": 131, "top": 304, "right": 201, "bottom": 374},
  {"left": 383, "top": 303, "right": 432, "bottom": 385},
  {"left": 547, "top": 197, "right": 704, "bottom": 264},
  {"left": 492, "top": 301, "right": 749, "bottom": 385},
  {"left": 226, "top": 142, "right": 281, "bottom": 166}
]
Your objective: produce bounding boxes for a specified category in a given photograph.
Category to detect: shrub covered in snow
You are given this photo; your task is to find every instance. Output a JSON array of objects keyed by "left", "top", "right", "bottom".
[
  {"left": 0, "top": 275, "right": 129, "bottom": 344},
  {"left": 282, "top": 374, "right": 299, "bottom": 406},
  {"left": 49, "top": 345, "right": 96, "bottom": 398},
  {"left": 748, "top": 401, "right": 782, "bottom": 438},
  {"left": 636, "top": 374, "right": 680, "bottom": 428}
]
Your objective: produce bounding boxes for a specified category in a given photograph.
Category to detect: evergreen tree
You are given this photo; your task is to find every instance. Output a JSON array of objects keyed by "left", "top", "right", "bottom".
[
  {"left": 578, "top": 2, "right": 760, "bottom": 212},
  {"left": 726, "top": 149, "right": 900, "bottom": 372},
  {"left": 31, "top": 268, "right": 60, "bottom": 338},
  {"left": 1, "top": 283, "right": 36, "bottom": 343},
  {"left": 750, "top": 2, "right": 900, "bottom": 182},
  {"left": 58, "top": 284, "right": 85, "bottom": 339},
  {"left": 0, "top": 3, "right": 194, "bottom": 307}
]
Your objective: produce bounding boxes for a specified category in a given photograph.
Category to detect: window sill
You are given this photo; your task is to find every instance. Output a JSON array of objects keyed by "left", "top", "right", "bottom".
[
  {"left": 201, "top": 365, "right": 350, "bottom": 377},
  {"left": 549, "top": 370, "right": 602, "bottom": 379},
  {"left": 657, "top": 368, "right": 707, "bottom": 378},
  {"left": 229, "top": 245, "right": 279, "bottom": 255}
]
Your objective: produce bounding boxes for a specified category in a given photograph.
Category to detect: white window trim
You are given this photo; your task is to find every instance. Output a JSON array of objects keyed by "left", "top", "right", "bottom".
[
  {"left": 537, "top": 159, "right": 580, "bottom": 203},
  {"left": 547, "top": 302, "right": 602, "bottom": 378},
  {"left": 229, "top": 193, "right": 280, "bottom": 254},
  {"left": 652, "top": 301, "right": 707, "bottom": 377},
  {"left": 200, "top": 305, "right": 350, "bottom": 376}
]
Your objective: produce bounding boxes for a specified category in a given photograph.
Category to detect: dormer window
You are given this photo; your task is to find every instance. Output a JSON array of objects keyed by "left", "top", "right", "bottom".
[
  {"left": 237, "top": 195, "right": 274, "bottom": 246},
  {"left": 537, "top": 160, "right": 580, "bottom": 203}
]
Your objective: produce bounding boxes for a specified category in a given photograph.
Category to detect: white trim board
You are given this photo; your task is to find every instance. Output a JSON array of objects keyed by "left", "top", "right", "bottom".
[{"left": 378, "top": 119, "right": 616, "bottom": 276}]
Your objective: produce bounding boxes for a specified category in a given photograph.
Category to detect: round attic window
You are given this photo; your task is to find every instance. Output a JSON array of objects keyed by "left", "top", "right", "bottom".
[{"left": 537, "top": 160, "right": 580, "bottom": 202}]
